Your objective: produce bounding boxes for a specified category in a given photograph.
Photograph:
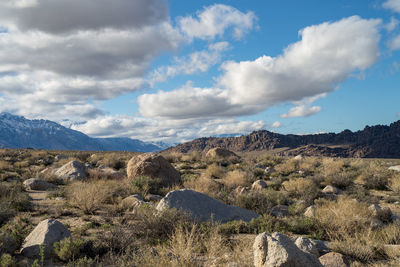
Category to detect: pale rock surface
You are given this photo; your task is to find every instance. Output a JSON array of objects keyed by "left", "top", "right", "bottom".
[
  {"left": 21, "top": 219, "right": 71, "bottom": 258},
  {"left": 54, "top": 161, "right": 87, "bottom": 183},
  {"left": 157, "top": 189, "right": 259, "bottom": 223},
  {"left": 253, "top": 232, "right": 322, "bottom": 267},
  {"left": 318, "top": 252, "right": 349, "bottom": 267},
  {"left": 127, "top": 153, "right": 181, "bottom": 187},
  {"left": 23, "top": 178, "right": 57, "bottom": 191},
  {"left": 295, "top": 236, "right": 320, "bottom": 257},
  {"left": 251, "top": 180, "right": 268, "bottom": 190}
]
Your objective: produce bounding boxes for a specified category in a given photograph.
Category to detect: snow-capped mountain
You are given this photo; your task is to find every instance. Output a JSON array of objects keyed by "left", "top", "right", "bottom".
[{"left": 0, "top": 113, "right": 168, "bottom": 152}]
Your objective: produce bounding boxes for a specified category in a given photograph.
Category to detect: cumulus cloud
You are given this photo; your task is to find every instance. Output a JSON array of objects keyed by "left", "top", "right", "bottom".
[
  {"left": 388, "top": 34, "right": 400, "bottom": 50},
  {"left": 139, "top": 16, "right": 381, "bottom": 120},
  {"left": 385, "top": 17, "right": 399, "bottom": 31},
  {"left": 150, "top": 42, "right": 230, "bottom": 85},
  {"left": 281, "top": 106, "right": 321, "bottom": 118},
  {"left": 383, "top": 0, "right": 400, "bottom": 13},
  {"left": 0, "top": 0, "right": 184, "bottom": 119},
  {"left": 178, "top": 4, "right": 256, "bottom": 40},
  {"left": 71, "top": 115, "right": 265, "bottom": 143},
  {"left": 271, "top": 121, "right": 283, "bottom": 128}
]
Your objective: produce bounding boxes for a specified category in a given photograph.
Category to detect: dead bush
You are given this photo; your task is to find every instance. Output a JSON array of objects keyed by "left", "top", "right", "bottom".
[{"left": 281, "top": 178, "right": 319, "bottom": 203}]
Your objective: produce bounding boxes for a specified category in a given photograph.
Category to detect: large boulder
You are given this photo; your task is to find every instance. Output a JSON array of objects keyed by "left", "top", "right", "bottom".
[
  {"left": 253, "top": 232, "right": 322, "bottom": 267},
  {"left": 206, "top": 148, "right": 240, "bottom": 160},
  {"left": 21, "top": 219, "right": 71, "bottom": 258},
  {"left": 318, "top": 252, "right": 349, "bottom": 267},
  {"left": 23, "top": 178, "right": 57, "bottom": 191},
  {"left": 127, "top": 154, "right": 181, "bottom": 187},
  {"left": 54, "top": 161, "right": 87, "bottom": 183},
  {"left": 0, "top": 230, "right": 17, "bottom": 255},
  {"left": 156, "top": 189, "right": 259, "bottom": 223}
]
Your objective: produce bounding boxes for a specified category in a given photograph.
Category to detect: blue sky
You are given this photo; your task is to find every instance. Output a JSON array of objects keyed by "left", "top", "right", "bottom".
[{"left": 0, "top": 0, "right": 399, "bottom": 142}]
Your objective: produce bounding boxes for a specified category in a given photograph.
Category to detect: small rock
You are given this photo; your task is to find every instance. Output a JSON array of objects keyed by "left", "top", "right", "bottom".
[
  {"left": 322, "top": 185, "right": 339, "bottom": 194},
  {"left": 388, "top": 165, "right": 400, "bottom": 172},
  {"left": 254, "top": 163, "right": 266, "bottom": 169},
  {"left": 369, "top": 204, "right": 392, "bottom": 222},
  {"left": 21, "top": 219, "right": 71, "bottom": 258},
  {"left": 253, "top": 232, "right": 322, "bottom": 267},
  {"left": 295, "top": 236, "right": 319, "bottom": 257},
  {"left": 294, "top": 155, "right": 304, "bottom": 160},
  {"left": 304, "top": 205, "right": 316, "bottom": 218},
  {"left": 234, "top": 186, "right": 248, "bottom": 196},
  {"left": 145, "top": 194, "right": 163, "bottom": 202},
  {"left": 121, "top": 195, "right": 145, "bottom": 211},
  {"left": 55, "top": 155, "right": 68, "bottom": 161},
  {"left": 270, "top": 205, "right": 289, "bottom": 217},
  {"left": 318, "top": 252, "right": 349, "bottom": 267},
  {"left": 157, "top": 189, "right": 259, "bottom": 223},
  {"left": 54, "top": 161, "right": 87, "bottom": 183},
  {"left": 251, "top": 180, "right": 268, "bottom": 190},
  {"left": 264, "top": 166, "right": 275, "bottom": 175},
  {"left": 23, "top": 178, "right": 57, "bottom": 191},
  {"left": 370, "top": 219, "right": 384, "bottom": 230},
  {"left": 0, "top": 230, "right": 17, "bottom": 255},
  {"left": 311, "top": 239, "right": 331, "bottom": 256}
]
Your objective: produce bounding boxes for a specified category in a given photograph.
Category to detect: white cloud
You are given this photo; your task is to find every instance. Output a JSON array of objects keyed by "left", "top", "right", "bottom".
[
  {"left": 388, "top": 34, "right": 400, "bottom": 50},
  {"left": 281, "top": 105, "right": 321, "bottom": 118},
  {"left": 0, "top": 0, "right": 183, "bottom": 119},
  {"left": 71, "top": 115, "right": 265, "bottom": 143},
  {"left": 178, "top": 4, "right": 256, "bottom": 40},
  {"left": 272, "top": 121, "right": 283, "bottom": 128},
  {"left": 139, "top": 16, "right": 381, "bottom": 120},
  {"left": 150, "top": 42, "right": 230, "bottom": 85},
  {"left": 383, "top": 0, "right": 400, "bottom": 13},
  {"left": 385, "top": 17, "right": 399, "bottom": 31}
]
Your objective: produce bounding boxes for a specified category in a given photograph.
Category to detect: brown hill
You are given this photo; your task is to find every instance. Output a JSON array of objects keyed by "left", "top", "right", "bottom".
[{"left": 165, "top": 120, "right": 400, "bottom": 158}]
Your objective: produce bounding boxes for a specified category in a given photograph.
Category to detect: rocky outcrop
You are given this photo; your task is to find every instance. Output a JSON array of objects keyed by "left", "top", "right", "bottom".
[
  {"left": 127, "top": 154, "right": 181, "bottom": 187},
  {"left": 253, "top": 232, "right": 322, "bottom": 267},
  {"left": 205, "top": 148, "right": 240, "bottom": 160},
  {"left": 21, "top": 219, "right": 71, "bottom": 258},
  {"left": 295, "top": 237, "right": 319, "bottom": 257},
  {"left": 156, "top": 189, "right": 259, "bottom": 223},
  {"left": 164, "top": 120, "right": 400, "bottom": 158},
  {"left": 23, "top": 178, "right": 57, "bottom": 191},
  {"left": 54, "top": 161, "right": 87, "bottom": 183}
]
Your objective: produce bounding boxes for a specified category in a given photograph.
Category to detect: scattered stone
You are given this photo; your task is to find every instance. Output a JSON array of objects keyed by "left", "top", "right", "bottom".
[
  {"left": 145, "top": 194, "right": 163, "bottom": 202},
  {"left": 304, "top": 205, "right": 316, "bottom": 218},
  {"left": 234, "top": 186, "right": 248, "bottom": 196},
  {"left": 295, "top": 236, "right": 319, "bottom": 257},
  {"left": 388, "top": 165, "right": 400, "bottom": 172},
  {"left": 121, "top": 195, "right": 145, "bottom": 211},
  {"left": 369, "top": 204, "right": 392, "bottom": 222},
  {"left": 156, "top": 189, "right": 259, "bottom": 223},
  {"left": 294, "top": 155, "right": 304, "bottom": 160},
  {"left": 0, "top": 230, "right": 17, "bottom": 255},
  {"left": 264, "top": 166, "right": 275, "bottom": 175},
  {"left": 253, "top": 232, "right": 322, "bottom": 267},
  {"left": 254, "top": 163, "right": 266, "bottom": 169},
  {"left": 322, "top": 185, "right": 340, "bottom": 194},
  {"left": 23, "top": 178, "right": 57, "bottom": 191},
  {"left": 270, "top": 205, "right": 289, "bottom": 217},
  {"left": 311, "top": 239, "right": 331, "bottom": 256},
  {"left": 54, "top": 161, "right": 87, "bottom": 183},
  {"left": 55, "top": 197, "right": 66, "bottom": 201},
  {"left": 251, "top": 180, "right": 268, "bottom": 190},
  {"left": 205, "top": 148, "right": 240, "bottom": 160},
  {"left": 127, "top": 154, "right": 181, "bottom": 187},
  {"left": 55, "top": 154, "right": 68, "bottom": 161},
  {"left": 318, "top": 252, "right": 349, "bottom": 267},
  {"left": 21, "top": 219, "right": 71, "bottom": 258}
]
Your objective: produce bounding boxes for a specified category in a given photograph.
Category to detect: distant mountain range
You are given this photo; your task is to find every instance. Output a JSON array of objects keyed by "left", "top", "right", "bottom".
[
  {"left": 166, "top": 120, "right": 400, "bottom": 158},
  {"left": 0, "top": 113, "right": 169, "bottom": 152}
]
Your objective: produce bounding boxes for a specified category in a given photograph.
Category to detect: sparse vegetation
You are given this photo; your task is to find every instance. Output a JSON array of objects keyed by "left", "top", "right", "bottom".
[{"left": 1, "top": 148, "right": 400, "bottom": 266}]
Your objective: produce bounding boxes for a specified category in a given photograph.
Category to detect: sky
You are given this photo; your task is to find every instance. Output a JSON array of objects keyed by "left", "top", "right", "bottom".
[{"left": 0, "top": 0, "right": 399, "bottom": 143}]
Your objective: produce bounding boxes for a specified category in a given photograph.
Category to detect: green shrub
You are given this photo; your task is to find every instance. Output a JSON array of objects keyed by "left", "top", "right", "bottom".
[
  {"left": 54, "top": 237, "right": 85, "bottom": 262},
  {"left": 0, "top": 254, "right": 17, "bottom": 267}
]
